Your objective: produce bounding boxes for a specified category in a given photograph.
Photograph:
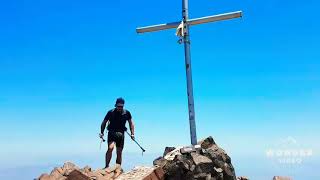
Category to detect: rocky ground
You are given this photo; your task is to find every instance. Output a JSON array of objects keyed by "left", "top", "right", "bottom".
[{"left": 36, "top": 136, "right": 292, "bottom": 180}]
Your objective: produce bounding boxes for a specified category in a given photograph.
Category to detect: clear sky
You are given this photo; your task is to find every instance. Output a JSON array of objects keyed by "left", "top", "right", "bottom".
[{"left": 0, "top": 0, "right": 319, "bottom": 179}]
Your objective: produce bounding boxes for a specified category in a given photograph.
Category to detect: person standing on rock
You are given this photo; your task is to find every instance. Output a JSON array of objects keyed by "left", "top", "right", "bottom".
[{"left": 99, "top": 97, "right": 135, "bottom": 171}]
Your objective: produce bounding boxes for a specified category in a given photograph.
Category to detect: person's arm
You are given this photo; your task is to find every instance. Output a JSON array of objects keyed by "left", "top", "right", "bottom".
[
  {"left": 128, "top": 118, "right": 135, "bottom": 137},
  {"left": 100, "top": 111, "right": 111, "bottom": 135}
]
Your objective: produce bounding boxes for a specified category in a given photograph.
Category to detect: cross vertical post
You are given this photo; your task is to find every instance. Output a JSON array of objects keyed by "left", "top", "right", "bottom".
[{"left": 182, "top": 0, "right": 197, "bottom": 145}]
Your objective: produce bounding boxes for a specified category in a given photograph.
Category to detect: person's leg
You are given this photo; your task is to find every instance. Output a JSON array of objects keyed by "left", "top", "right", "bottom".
[
  {"left": 115, "top": 132, "right": 125, "bottom": 165},
  {"left": 105, "top": 142, "right": 115, "bottom": 168},
  {"left": 116, "top": 146, "right": 123, "bottom": 165}
]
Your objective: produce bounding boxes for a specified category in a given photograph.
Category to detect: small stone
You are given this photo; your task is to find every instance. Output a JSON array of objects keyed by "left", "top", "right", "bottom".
[
  {"left": 273, "top": 176, "right": 292, "bottom": 180},
  {"left": 214, "top": 167, "right": 223, "bottom": 173},
  {"left": 199, "top": 136, "right": 216, "bottom": 149},
  {"left": 83, "top": 165, "right": 92, "bottom": 173},
  {"left": 87, "top": 171, "right": 103, "bottom": 179},
  {"left": 237, "top": 176, "right": 249, "bottom": 180}
]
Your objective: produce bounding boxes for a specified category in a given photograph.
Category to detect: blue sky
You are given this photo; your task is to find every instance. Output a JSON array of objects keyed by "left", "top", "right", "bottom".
[{"left": 0, "top": 0, "right": 319, "bottom": 179}]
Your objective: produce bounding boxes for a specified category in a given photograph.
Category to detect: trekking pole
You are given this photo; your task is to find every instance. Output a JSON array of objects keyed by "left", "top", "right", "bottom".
[{"left": 125, "top": 131, "right": 146, "bottom": 153}]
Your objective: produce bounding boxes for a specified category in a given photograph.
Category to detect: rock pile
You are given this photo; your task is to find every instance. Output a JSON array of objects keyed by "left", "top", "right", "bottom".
[
  {"left": 37, "top": 162, "right": 164, "bottom": 180},
  {"left": 153, "top": 136, "right": 240, "bottom": 180},
  {"left": 37, "top": 162, "right": 123, "bottom": 180}
]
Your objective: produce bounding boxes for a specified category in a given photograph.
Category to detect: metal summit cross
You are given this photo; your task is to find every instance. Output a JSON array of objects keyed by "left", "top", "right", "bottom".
[{"left": 136, "top": 0, "right": 242, "bottom": 145}]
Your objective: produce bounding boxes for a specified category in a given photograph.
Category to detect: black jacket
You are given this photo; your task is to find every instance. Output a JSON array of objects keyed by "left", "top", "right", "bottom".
[{"left": 101, "top": 108, "right": 132, "bottom": 133}]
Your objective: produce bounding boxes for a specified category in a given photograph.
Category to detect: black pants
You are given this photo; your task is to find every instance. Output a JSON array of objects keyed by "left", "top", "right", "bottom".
[{"left": 107, "top": 130, "right": 124, "bottom": 148}]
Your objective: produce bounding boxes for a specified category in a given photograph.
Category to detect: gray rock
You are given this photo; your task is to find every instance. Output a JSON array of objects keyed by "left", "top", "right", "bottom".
[
  {"left": 175, "top": 154, "right": 194, "bottom": 171},
  {"left": 237, "top": 176, "right": 249, "bottom": 180},
  {"left": 194, "top": 172, "right": 212, "bottom": 180},
  {"left": 163, "top": 147, "right": 176, "bottom": 156},
  {"left": 214, "top": 167, "right": 223, "bottom": 173},
  {"left": 153, "top": 156, "right": 168, "bottom": 167},
  {"left": 191, "top": 152, "right": 213, "bottom": 174},
  {"left": 217, "top": 172, "right": 224, "bottom": 180},
  {"left": 199, "top": 136, "right": 216, "bottom": 149},
  {"left": 191, "top": 152, "right": 213, "bottom": 166},
  {"left": 222, "top": 163, "right": 236, "bottom": 180},
  {"left": 163, "top": 161, "right": 183, "bottom": 179},
  {"left": 203, "top": 147, "right": 236, "bottom": 180}
]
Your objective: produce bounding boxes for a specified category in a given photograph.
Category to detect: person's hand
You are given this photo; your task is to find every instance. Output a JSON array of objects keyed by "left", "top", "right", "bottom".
[
  {"left": 99, "top": 133, "right": 104, "bottom": 139},
  {"left": 130, "top": 134, "right": 135, "bottom": 140}
]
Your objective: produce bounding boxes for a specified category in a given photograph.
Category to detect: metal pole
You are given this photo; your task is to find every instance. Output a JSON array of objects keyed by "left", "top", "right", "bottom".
[{"left": 182, "top": 0, "right": 197, "bottom": 145}]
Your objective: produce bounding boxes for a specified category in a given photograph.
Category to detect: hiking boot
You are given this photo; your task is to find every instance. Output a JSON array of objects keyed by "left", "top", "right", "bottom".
[{"left": 103, "top": 167, "right": 112, "bottom": 174}]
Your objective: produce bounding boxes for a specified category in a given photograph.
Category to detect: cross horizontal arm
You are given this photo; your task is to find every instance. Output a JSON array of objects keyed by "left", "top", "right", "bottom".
[
  {"left": 136, "top": 21, "right": 180, "bottom": 34},
  {"left": 188, "top": 11, "right": 242, "bottom": 26},
  {"left": 136, "top": 11, "right": 242, "bottom": 34}
]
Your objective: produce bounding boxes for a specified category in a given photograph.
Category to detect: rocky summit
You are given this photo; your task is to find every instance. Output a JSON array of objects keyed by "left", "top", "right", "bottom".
[
  {"left": 37, "top": 136, "right": 251, "bottom": 180},
  {"left": 153, "top": 136, "right": 241, "bottom": 180}
]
